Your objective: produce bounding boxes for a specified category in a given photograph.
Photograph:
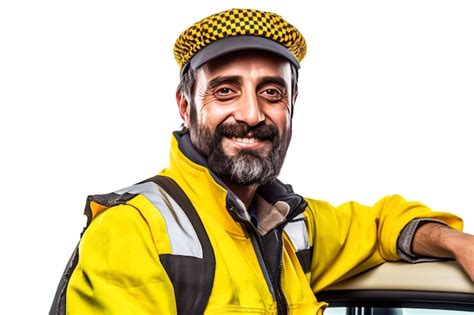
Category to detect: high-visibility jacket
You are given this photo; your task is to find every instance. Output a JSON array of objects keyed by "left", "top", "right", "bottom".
[{"left": 63, "top": 131, "right": 463, "bottom": 315}]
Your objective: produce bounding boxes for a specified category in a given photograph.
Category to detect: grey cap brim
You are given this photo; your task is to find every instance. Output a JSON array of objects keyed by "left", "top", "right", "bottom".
[{"left": 180, "top": 35, "right": 300, "bottom": 77}]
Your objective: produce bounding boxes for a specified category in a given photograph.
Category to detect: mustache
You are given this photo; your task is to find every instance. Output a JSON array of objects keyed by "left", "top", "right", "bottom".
[{"left": 216, "top": 121, "right": 278, "bottom": 141}]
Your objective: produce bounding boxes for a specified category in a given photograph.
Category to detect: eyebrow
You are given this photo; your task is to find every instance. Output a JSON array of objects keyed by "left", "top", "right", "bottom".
[
  {"left": 257, "top": 76, "right": 288, "bottom": 91},
  {"left": 206, "top": 75, "right": 288, "bottom": 91},
  {"left": 207, "top": 76, "right": 242, "bottom": 90}
]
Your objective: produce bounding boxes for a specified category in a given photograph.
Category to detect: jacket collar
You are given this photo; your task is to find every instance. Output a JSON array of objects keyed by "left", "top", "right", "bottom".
[{"left": 160, "top": 130, "right": 307, "bottom": 236}]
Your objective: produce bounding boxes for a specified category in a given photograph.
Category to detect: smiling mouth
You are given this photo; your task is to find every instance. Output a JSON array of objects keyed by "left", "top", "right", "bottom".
[
  {"left": 230, "top": 136, "right": 259, "bottom": 144},
  {"left": 223, "top": 136, "right": 272, "bottom": 152}
]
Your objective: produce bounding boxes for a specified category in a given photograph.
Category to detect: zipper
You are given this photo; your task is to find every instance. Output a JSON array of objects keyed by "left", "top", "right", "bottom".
[
  {"left": 245, "top": 220, "right": 288, "bottom": 315},
  {"left": 274, "top": 225, "right": 287, "bottom": 315},
  {"left": 269, "top": 197, "right": 309, "bottom": 315},
  {"left": 227, "top": 196, "right": 308, "bottom": 315}
]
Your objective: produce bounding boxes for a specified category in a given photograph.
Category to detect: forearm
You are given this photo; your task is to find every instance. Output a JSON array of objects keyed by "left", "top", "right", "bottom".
[
  {"left": 412, "top": 222, "right": 474, "bottom": 281},
  {"left": 412, "top": 222, "right": 458, "bottom": 258}
]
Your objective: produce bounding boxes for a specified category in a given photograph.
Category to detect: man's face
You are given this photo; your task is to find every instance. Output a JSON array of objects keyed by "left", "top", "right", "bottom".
[{"left": 186, "top": 50, "right": 294, "bottom": 186}]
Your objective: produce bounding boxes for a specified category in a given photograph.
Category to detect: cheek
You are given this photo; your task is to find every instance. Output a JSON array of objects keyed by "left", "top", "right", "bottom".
[
  {"left": 264, "top": 106, "right": 291, "bottom": 134},
  {"left": 199, "top": 103, "right": 234, "bottom": 128}
]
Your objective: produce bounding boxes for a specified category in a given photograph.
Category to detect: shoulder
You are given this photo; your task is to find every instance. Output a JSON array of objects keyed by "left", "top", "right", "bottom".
[
  {"left": 302, "top": 197, "right": 338, "bottom": 222},
  {"left": 302, "top": 197, "right": 376, "bottom": 236},
  {"left": 84, "top": 203, "right": 154, "bottom": 246},
  {"left": 82, "top": 180, "right": 175, "bottom": 255}
]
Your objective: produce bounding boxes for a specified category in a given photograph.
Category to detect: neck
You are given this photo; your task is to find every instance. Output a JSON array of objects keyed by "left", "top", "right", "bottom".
[{"left": 224, "top": 181, "right": 258, "bottom": 209}]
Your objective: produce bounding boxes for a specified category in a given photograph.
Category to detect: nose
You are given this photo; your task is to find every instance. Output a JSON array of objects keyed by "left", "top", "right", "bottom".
[{"left": 233, "top": 91, "right": 265, "bottom": 127}]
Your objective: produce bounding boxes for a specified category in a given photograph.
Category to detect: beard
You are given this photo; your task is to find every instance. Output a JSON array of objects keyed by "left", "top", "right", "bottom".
[{"left": 188, "top": 114, "right": 292, "bottom": 186}]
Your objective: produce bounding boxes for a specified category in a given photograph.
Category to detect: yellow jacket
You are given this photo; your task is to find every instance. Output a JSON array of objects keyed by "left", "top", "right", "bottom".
[{"left": 65, "top": 131, "right": 463, "bottom": 315}]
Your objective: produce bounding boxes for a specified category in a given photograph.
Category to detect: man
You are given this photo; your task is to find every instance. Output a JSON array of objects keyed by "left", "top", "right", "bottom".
[{"left": 51, "top": 8, "right": 473, "bottom": 315}]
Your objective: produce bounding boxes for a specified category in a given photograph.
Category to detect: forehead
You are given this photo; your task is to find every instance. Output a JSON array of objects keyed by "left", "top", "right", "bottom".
[{"left": 196, "top": 50, "right": 292, "bottom": 83}]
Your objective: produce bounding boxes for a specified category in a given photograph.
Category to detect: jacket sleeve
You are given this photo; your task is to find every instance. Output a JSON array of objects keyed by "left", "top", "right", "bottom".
[
  {"left": 304, "top": 194, "right": 463, "bottom": 293},
  {"left": 66, "top": 203, "right": 176, "bottom": 314}
]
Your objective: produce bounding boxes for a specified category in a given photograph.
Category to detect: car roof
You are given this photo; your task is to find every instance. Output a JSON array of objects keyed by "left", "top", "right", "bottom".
[
  {"left": 322, "top": 261, "right": 473, "bottom": 293},
  {"left": 318, "top": 261, "right": 474, "bottom": 311}
]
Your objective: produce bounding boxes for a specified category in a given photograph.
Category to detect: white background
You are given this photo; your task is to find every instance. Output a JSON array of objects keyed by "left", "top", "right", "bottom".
[{"left": 1, "top": 0, "right": 473, "bottom": 313}]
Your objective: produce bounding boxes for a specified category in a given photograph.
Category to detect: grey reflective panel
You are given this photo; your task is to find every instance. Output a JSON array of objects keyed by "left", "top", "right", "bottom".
[
  {"left": 284, "top": 213, "right": 309, "bottom": 251},
  {"left": 323, "top": 307, "right": 346, "bottom": 315},
  {"left": 115, "top": 182, "right": 203, "bottom": 259}
]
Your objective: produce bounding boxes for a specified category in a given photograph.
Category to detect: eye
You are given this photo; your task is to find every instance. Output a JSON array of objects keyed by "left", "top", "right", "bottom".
[
  {"left": 263, "top": 89, "right": 280, "bottom": 96},
  {"left": 217, "top": 87, "right": 232, "bottom": 95},
  {"left": 260, "top": 88, "right": 283, "bottom": 101},
  {"left": 215, "top": 87, "right": 238, "bottom": 100}
]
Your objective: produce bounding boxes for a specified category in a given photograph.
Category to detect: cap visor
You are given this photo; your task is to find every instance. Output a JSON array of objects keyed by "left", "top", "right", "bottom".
[{"left": 183, "top": 36, "right": 300, "bottom": 76}]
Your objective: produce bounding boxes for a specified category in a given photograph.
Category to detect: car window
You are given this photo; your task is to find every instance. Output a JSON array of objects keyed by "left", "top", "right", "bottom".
[
  {"left": 402, "top": 309, "right": 471, "bottom": 314},
  {"left": 325, "top": 307, "right": 471, "bottom": 314}
]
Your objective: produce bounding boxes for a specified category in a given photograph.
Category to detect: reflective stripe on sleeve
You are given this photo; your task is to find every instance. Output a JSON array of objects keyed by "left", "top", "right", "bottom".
[{"left": 114, "top": 182, "right": 203, "bottom": 259}]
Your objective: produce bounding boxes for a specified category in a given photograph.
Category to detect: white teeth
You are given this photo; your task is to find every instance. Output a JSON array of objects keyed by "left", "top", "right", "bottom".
[{"left": 231, "top": 136, "right": 257, "bottom": 144}]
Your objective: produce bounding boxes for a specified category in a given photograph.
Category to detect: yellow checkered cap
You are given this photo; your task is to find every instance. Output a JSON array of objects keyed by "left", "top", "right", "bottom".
[{"left": 174, "top": 8, "right": 307, "bottom": 74}]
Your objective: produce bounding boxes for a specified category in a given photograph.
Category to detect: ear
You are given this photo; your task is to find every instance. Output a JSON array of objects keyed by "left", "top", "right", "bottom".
[
  {"left": 290, "top": 88, "right": 299, "bottom": 118},
  {"left": 176, "top": 91, "right": 191, "bottom": 128},
  {"left": 292, "top": 89, "right": 299, "bottom": 104},
  {"left": 289, "top": 90, "right": 298, "bottom": 118}
]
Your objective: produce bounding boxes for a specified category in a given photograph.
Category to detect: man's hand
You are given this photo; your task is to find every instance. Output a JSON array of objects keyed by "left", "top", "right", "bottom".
[{"left": 412, "top": 223, "right": 474, "bottom": 281}]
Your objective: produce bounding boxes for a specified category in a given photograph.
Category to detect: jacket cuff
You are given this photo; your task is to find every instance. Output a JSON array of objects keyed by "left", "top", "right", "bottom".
[{"left": 397, "top": 218, "right": 449, "bottom": 263}]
